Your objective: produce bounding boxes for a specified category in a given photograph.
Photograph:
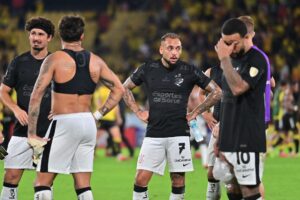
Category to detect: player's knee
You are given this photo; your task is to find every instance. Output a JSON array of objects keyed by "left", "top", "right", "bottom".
[
  {"left": 226, "top": 193, "right": 243, "bottom": 200},
  {"left": 135, "top": 173, "right": 150, "bottom": 186},
  {"left": 170, "top": 172, "right": 185, "bottom": 187},
  {"left": 240, "top": 184, "right": 260, "bottom": 199},
  {"left": 207, "top": 167, "right": 217, "bottom": 181},
  {"left": 4, "top": 171, "right": 21, "bottom": 184},
  {"left": 225, "top": 182, "right": 240, "bottom": 194}
]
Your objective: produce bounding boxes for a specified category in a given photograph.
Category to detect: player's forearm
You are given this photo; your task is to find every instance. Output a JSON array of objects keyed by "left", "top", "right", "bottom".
[
  {"left": 0, "top": 91, "right": 20, "bottom": 113},
  {"left": 192, "top": 84, "right": 222, "bottom": 115},
  {"left": 98, "top": 85, "right": 124, "bottom": 116},
  {"left": 123, "top": 88, "right": 142, "bottom": 114},
  {"left": 28, "top": 93, "right": 43, "bottom": 136},
  {"left": 220, "top": 57, "right": 245, "bottom": 95}
]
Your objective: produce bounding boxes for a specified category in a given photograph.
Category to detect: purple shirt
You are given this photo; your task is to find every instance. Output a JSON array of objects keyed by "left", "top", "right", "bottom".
[{"left": 252, "top": 46, "right": 271, "bottom": 123}]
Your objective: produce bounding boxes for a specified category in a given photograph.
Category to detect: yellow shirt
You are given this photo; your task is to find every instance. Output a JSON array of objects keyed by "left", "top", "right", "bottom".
[{"left": 93, "top": 86, "right": 117, "bottom": 121}]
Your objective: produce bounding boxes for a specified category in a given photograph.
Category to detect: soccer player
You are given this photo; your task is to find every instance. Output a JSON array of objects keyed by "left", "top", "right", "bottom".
[
  {"left": 27, "top": 15, "right": 124, "bottom": 200},
  {"left": 239, "top": 15, "right": 277, "bottom": 200},
  {"left": 0, "top": 17, "right": 54, "bottom": 200},
  {"left": 215, "top": 18, "right": 267, "bottom": 200},
  {"left": 123, "top": 32, "right": 222, "bottom": 200}
]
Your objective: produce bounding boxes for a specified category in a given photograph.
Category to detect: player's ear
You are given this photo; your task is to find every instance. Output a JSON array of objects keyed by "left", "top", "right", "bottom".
[
  {"left": 244, "top": 33, "right": 251, "bottom": 40},
  {"left": 159, "top": 45, "right": 163, "bottom": 55},
  {"left": 47, "top": 34, "right": 53, "bottom": 42}
]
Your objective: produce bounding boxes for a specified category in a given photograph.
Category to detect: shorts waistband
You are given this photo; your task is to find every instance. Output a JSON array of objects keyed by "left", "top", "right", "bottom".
[{"left": 53, "top": 112, "right": 92, "bottom": 120}]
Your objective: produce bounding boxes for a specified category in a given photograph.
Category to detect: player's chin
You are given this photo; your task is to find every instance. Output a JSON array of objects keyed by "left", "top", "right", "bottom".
[{"left": 169, "top": 59, "right": 178, "bottom": 64}]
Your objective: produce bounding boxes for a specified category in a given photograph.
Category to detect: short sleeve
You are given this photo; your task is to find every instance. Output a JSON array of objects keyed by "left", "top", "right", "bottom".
[
  {"left": 130, "top": 63, "right": 146, "bottom": 86},
  {"left": 193, "top": 66, "right": 211, "bottom": 89},
  {"left": 240, "top": 55, "right": 266, "bottom": 89},
  {"left": 2, "top": 59, "right": 17, "bottom": 88}
]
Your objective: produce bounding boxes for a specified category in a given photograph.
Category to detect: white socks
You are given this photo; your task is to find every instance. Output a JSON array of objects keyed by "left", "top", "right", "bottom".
[
  {"left": 77, "top": 190, "right": 93, "bottom": 200},
  {"left": 0, "top": 186, "right": 18, "bottom": 200},
  {"left": 206, "top": 181, "right": 221, "bottom": 200},
  {"left": 133, "top": 191, "right": 149, "bottom": 200},
  {"left": 169, "top": 193, "right": 184, "bottom": 200},
  {"left": 34, "top": 190, "right": 52, "bottom": 200}
]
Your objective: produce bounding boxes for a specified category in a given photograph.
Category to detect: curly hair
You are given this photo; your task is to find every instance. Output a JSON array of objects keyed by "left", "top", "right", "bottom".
[{"left": 25, "top": 17, "right": 55, "bottom": 37}]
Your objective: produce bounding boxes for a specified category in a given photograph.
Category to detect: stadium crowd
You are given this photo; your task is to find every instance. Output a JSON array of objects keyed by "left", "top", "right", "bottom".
[{"left": 0, "top": 0, "right": 299, "bottom": 159}]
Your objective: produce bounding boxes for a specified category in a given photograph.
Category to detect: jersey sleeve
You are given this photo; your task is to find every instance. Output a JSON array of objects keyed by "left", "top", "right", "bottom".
[
  {"left": 2, "top": 59, "right": 17, "bottom": 88},
  {"left": 240, "top": 54, "right": 266, "bottom": 89},
  {"left": 130, "top": 63, "right": 146, "bottom": 86},
  {"left": 193, "top": 66, "right": 211, "bottom": 89}
]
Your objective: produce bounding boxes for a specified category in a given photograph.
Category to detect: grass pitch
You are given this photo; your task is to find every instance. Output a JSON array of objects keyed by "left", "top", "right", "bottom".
[{"left": 0, "top": 149, "right": 299, "bottom": 199}]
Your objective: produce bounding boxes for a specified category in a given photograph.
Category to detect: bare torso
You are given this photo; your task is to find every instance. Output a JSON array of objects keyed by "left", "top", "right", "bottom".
[{"left": 51, "top": 50, "right": 101, "bottom": 114}]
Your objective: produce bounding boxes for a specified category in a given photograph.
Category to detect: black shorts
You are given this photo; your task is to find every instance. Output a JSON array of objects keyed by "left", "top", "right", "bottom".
[
  {"left": 99, "top": 120, "right": 117, "bottom": 130},
  {"left": 282, "top": 113, "right": 298, "bottom": 132}
]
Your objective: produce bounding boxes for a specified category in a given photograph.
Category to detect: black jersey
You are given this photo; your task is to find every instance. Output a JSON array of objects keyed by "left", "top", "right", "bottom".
[
  {"left": 130, "top": 59, "right": 211, "bottom": 138},
  {"left": 53, "top": 49, "right": 96, "bottom": 95},
  {"left": 2, "top": 51, "right": 52, "bottom": 137},
  {"left": 218, "top": 48, "right": 267, "bottom": 152},
  {"left": 210, "top": 66, "right": 222, "bottom": 121}
]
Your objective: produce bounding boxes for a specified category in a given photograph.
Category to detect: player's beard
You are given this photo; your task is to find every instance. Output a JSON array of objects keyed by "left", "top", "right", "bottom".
[
  {"left": 162, "top": 57, "right": 178, "bottom": 68},
  {"left": 231, "top": 48, "right": 245, "bottom": 58},
  {"left": 32, "top": 46, "right": 45, "bottom": 51}
]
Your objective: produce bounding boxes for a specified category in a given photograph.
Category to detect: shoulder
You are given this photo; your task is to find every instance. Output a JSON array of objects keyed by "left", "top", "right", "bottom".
[
  {"left": 247, "top": 47, "right": 269, "bottom": 67},
  {"left": 143, "top": 59, "right": 160, "bottom": 68},
  {"left": 177, "top": 60, "right": 195, "bottom": 70},
  {"left": 13, "top": 51, "right": 31, "bottom": 63}
]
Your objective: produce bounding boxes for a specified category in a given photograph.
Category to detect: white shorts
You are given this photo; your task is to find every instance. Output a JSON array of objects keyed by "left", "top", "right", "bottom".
[
  {"left": 223, "top": 152, "right": 261, "bottom": 186},
  {"left": 207, "top": 136, "right": 217, "bottom": 167},
  {"left": 4, "top": 136, "right": 34, "bottom": 169},
  {"left": 137, "top": 136, "right": 193, "bottom": 175},
  {"left": 37, "top": 113, "right": 97, "bottom": 174}
]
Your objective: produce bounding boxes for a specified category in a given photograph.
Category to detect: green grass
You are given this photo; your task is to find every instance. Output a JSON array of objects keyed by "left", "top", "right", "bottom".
[{"left": 0, "top": 149, "right": 299, "bottom": 199}]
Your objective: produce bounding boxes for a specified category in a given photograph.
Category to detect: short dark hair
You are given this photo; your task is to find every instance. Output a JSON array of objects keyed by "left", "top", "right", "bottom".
[
  {"left": 25, "top": 17, "right": 55, "bottom": 37},
  {"left": 221, "top": 18, "right": 247, "bottom": 37},
  {"left": 238, "top": 16, "right": 254, "bottom": 33},
  {"left": 58, "top": 15, "right": 85, "bottom": 42},
  {"left": 161, "top": 32, "right": 181, "bottom": 42}
]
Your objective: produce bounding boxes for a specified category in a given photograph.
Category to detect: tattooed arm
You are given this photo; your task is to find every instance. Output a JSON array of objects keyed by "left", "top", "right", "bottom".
[
  {"left": 215, "top": 38, "right": 250, "bottom": 96},
  {"left": 188, "top": 80, "right": 222, "bottom": 121},
  {"left": 220, "top": 57, "right": 250, "bottom": 96},
  {"left": 28, "top": 55, "right": 55, "bottom": 136},
  {"left": 123, "top": 78, "right": 140, "bottom": 113},
  {"left": 123, "top": 78, "right": 148, "bottom": 123},
  {"left": 94, "top": 58, "right": 125, "bottom": 117}
]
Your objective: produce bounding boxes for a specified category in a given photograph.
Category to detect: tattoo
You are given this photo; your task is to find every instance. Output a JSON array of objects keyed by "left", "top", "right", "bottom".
[
  {"left": 123, "top": 78, "right": 141, "bottom": 113},
  {"left": 101, "top": 78, "right": 114, "bottom": 89},
  {"left": 28, "top": 104, "right": 40, "bottom": 135},
  {"left": 192, "top": 81, "right": 222, "bottom": 115},
  {"left": 28, "top": 56, "right": 53, "bottom": 136},
  {"left": 39, "top": 57, "right": 52, "bottom": 75},
  {"left": 221, "top": 57, "right": 249, "bottom": 95},
  {"left": 100, "top": 106, "right": 109, "bottom": 115}
]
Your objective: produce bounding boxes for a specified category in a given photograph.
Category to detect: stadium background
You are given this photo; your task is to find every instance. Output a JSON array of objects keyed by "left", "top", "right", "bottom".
[{"left": 0, "top": 0, "right": 299, "bottom": 199}]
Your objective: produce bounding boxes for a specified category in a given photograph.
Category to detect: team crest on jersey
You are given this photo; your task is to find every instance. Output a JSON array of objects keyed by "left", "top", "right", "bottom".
[
  {"left": 174, "top": 73, "right": 184, "bottom": 86},
  {"left": 249, "top": 67, "right": 259, "bottom": 77}
]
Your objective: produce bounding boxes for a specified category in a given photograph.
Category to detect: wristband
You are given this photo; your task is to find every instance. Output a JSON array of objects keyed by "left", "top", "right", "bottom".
[{"left": 93, "top": 111, "right": 103, "bottom": 120}]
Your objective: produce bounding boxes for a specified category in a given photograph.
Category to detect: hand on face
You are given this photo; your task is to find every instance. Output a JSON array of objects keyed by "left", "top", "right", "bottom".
[{"left": 215, "top": 39, "right": 236, "bottom": 60}]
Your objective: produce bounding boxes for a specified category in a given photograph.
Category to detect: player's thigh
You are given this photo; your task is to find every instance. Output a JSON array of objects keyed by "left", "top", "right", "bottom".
[
  {"left": 4, "top": 136, "right": 34, "bottom": 169},
  {"left": 224, "top": 152, "right": 261, "bottom": 186},
  {"left": 167, "top": 136, "right": 193, "bottom": 173},
  {"left": 207, "top": 136, "right": 217, "bottom": 167},
  {"left": 137, "top": 137, "right": 167, "bottom": 175}
]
